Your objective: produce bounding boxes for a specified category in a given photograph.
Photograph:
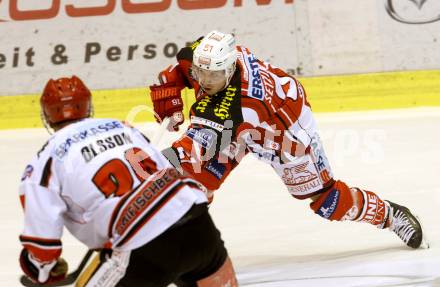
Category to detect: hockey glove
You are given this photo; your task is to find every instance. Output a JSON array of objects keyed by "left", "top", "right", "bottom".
[
  {"left": 149, "top": 82, "right": 184, "bottom": 131},
  {"left": 19, "top": 248, "right": 68, "bottom": 284}
]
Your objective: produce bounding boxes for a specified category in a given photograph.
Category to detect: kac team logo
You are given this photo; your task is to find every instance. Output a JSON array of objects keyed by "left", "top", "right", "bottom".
[
  {"left": 282, "top": 162, "right": 318, "bottom": 186},
  {"left": 386, "top": 0, "right": 440, "bottom": 24}
]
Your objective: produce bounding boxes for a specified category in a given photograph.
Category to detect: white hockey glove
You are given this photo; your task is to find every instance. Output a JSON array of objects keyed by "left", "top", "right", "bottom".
[{"left": 19, "top": 248, "right": 68, "bottom": 284}]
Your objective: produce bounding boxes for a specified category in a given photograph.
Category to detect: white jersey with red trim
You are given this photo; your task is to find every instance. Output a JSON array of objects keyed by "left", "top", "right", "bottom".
[{"left": 19, "top": 118, "right": 206, "bottom": 262}]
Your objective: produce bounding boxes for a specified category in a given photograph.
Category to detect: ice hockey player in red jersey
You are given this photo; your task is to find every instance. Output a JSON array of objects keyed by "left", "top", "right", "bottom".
[
  {"left": 18, "top": 76, "right": 238, "bottom": 287},
  {"left": 149, "top": 30, "right": 428, "bottom": 249}
]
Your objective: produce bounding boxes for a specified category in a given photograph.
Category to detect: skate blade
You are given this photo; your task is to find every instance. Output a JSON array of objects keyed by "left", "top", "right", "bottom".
[
  {"left": 420, "top": 238, "right": 430, "bottom": 249},
  {"left": 416, "top": 215, "right": 430, "bottom": 249}
]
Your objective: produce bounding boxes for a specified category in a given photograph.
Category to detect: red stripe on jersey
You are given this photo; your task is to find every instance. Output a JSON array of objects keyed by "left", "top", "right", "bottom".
[
  {"left": 273, "top": 112, "right": 290, "bottom": 131},
  {"left": 115, "top": 184, "right": 185, "bottom": 248},
  {"left": 23, "top": 245, "right": 61, "bottom": 262},
  {"left": 236, "top": 122, "right": 254, "bottom": 137},
  {"left": 242, "top": 46, "right": 252, "bottom": 54},
  {"left": 242, "top": 97, "right": 271, "bottom": 123},
  {"left": 266, "top": 63, "right": 292, "bottom": 78},
  {"left": 107, "top": 188, "right": 134, "bottom": 238},
  {"left": 297, "top": 80, "right": 312, "bottom": 108},
  {"left": 19, "top": 235, "right": 62, "bottom": 262},
  {"left": 235, "top": 46, "right": 244, "bottom": 53},
  {"left": 20, "top": 195, "right": 25, "bottom": 210},
  {"left": 282, "top": 97, "right": 303, "bottom": 122},
  {"left": 19, "top": 235, "right": 62, "bottom": 246},
  {"left": 282, "top": 82, "right": 290, "bottom": 95},
  {"left": 112, "top": 169, "right": 181, "bottom": 237}
]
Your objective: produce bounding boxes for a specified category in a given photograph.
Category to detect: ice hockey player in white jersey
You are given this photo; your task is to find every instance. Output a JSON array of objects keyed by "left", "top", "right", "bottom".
[{"left": 18, "top": 76, "right": 238, "bottom": 287}]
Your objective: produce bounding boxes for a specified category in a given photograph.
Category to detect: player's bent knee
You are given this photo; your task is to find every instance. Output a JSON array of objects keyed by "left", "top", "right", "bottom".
[
  {"left": 196, "top": 256, "right": 238, "bottom": 287},
  {"left": 310, "top": 180, "right": 361, "bottom": 221}
]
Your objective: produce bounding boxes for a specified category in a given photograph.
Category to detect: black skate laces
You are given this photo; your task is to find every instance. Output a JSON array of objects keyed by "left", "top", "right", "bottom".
[{"left": 389, "top": 207, "right": 416, "bottom": 244}]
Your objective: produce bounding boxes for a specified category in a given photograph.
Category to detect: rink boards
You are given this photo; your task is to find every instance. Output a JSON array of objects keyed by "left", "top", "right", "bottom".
[{"left": 1, "top": 70, "right": 440, "bottom": 130}]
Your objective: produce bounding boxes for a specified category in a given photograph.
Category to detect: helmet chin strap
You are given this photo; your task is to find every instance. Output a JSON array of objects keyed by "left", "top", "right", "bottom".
[{"left": 41, "top": 110, "right": 55, "bottom": 135}]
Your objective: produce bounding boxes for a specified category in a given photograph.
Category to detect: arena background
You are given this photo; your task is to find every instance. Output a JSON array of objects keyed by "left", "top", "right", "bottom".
[{"left": 1, "top": 0, "right": 439, "bottom": 129}]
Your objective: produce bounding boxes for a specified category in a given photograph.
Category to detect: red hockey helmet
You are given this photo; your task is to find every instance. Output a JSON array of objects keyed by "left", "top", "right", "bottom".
[{"left": 40, "top": 76, "right": 92, "bottom": 127}]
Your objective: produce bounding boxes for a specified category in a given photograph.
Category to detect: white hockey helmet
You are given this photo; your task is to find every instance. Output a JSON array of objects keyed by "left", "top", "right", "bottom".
[{"left": 193, "top": 30, "right": 237, "bottom": 87}]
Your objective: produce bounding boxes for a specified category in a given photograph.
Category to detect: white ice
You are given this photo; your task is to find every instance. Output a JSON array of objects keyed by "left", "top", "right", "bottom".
[{"left": 1, "top": 108, "right": 439, "bottom": 287}]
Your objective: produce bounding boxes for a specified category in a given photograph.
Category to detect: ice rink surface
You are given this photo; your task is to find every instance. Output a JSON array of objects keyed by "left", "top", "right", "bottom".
[{"left": 1, "top": 108, "right": 439, "bottom": 287}]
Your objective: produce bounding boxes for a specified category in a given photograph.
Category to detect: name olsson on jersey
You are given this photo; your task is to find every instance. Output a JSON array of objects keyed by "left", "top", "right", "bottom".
[
  {"left": 81, "top": 132, "right": 133, "bottom": 163},
  {"left": 55, "top": 121, "right": 124, "bottom": 158}
]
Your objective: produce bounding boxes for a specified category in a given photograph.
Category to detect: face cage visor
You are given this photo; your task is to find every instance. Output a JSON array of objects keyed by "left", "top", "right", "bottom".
[
  {"left": 191, "top": 63, "right": 236, "bottom": 92},
  {"left": 192, "top": 65, "right": 227, "bottom": 84}
]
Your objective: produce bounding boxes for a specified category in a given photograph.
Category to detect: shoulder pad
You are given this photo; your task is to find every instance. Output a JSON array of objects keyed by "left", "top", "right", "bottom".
[
  {"left": 177, "top": 36, "right": 204, "bottom": 61},
  {"left": 177, "top": 46, "right": 194, "bottom": 62}
]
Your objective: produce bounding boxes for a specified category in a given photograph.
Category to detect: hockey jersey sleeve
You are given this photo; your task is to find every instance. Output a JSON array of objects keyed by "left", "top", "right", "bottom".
[
  {"left": 19, "top": 154, "right": 66, "bottom": 262},
  {"left": 234, "top": 45, "right": 318, "bottom": 165}
]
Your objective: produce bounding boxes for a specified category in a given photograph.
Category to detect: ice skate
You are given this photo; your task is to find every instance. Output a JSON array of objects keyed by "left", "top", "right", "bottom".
[{"left": 386, "top": 201, "right": 429, "bottom": 249}]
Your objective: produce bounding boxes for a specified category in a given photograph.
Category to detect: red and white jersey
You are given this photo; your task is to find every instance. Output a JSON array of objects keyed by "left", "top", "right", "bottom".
[
  {"left": 235, "top": 45, "right": 317, "bottom": 157},
  {"left": 166, "top": 42, "right": 329, "bottom": 194},
  {"left": 19, "top": 118, "right": 206, "bottom": 262}
]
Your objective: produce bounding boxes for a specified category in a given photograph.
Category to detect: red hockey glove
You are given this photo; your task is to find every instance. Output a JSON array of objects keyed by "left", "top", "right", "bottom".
[
  {"left": 150, "top": 82, "right": 184, "bottom": 131},
  {"left": 158, "top": 64, "right": 186, "bottom": 86},
  {"left": 19, "top": 248, "right": 68, "bottom": 284}
]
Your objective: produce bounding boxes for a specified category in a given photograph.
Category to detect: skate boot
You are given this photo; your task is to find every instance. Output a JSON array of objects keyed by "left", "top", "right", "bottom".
[{"left": 386, "top": 201, "right": 427, "bottom": 249}]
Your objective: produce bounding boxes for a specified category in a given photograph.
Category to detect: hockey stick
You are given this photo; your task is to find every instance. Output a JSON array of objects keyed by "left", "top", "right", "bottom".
[
  {"left": 151, "top": 116, "right": 171, "bottom": 146},
  {"left": 20, "top": 250, "right": 94, "bottom": 287}
]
